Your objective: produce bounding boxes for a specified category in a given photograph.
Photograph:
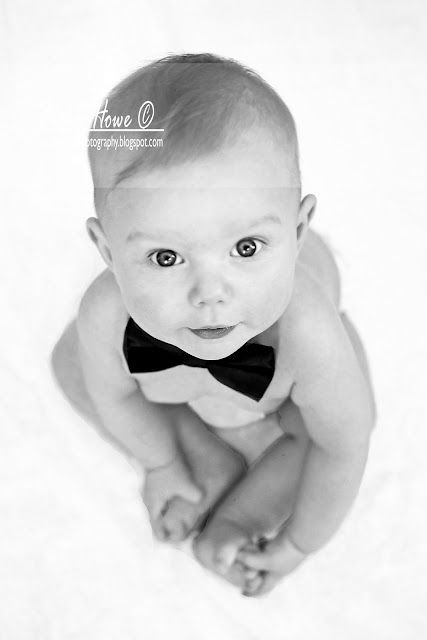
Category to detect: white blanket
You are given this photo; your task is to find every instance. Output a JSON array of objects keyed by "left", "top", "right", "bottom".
[{"left": 1, "top": 1, "right": 427, "bottom": 637}]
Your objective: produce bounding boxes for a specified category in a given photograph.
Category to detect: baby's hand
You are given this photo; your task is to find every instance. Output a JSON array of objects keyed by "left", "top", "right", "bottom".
[
  {"left": 192, "top": 516, "right": 308, "bottom": 596},
  {"left": 236, "top": 532, "right": 309, "bottom": 597},
  {"left": 142, "top": 455, "right": 204, "bottom": 543}
]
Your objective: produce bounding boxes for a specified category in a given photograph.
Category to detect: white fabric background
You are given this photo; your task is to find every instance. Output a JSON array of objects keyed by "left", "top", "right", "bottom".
[{"left": 1, "top": 1, "right": 426, "bottom": 638}]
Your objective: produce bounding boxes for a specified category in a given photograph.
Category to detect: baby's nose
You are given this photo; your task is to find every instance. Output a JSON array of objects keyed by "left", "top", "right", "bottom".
[{"left": 189, "top": 271, "right": 232, "bottom": 306}]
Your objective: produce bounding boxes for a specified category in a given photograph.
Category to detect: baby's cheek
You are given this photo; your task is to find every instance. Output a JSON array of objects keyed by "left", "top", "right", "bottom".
[
  {"left": 133, "top": 288, "right": 187, "bottom": 334},
  {"left": 256, "top": 275, "right": 291, "bottom": 318},
  {"left": 120, "top": 286, "right": 160, "bottom": 326}
]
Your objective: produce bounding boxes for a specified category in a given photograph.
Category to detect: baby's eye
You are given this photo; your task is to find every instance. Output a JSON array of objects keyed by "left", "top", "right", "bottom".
[
  {"left": 231, "top": 238, "right": 263, "bottom": 258},
  {"left": 149, "top": 249, "right": 183, "bottom": 267},
  {"left": 148, "top": 238, "right": 263, "bottom": 268}
]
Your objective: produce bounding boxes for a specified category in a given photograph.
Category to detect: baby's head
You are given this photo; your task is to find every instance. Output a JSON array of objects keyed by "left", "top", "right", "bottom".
[{"left": 86, "top": 53, "right": 316, "bottom": 359}]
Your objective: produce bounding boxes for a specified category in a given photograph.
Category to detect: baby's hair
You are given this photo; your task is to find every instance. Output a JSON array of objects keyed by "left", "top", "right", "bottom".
[{"left": 88, "top": 52, "right": 301, "bottom": 217}]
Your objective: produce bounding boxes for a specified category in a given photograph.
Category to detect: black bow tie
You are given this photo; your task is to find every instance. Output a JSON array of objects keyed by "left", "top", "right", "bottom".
[{"left": 123, "top": 317, "right": 275, "bottom": 402}]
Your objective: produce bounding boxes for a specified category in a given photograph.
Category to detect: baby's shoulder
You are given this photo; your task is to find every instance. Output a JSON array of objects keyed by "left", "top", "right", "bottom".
[
  {"left": 78, "top": 268, "right": 129, "bottom": 356},
  {"left": 277, "top": 264, "right": 343, "bottom": 370}
]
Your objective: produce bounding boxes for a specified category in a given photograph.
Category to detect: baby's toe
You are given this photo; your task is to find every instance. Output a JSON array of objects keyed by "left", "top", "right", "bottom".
[
  {"left": 242, "top": 570, "right": 266, "bottom": 597},
  {"left": 243, "top": 567, "right": 259, "bottom": 581},
  {"left": 248, "top": 571, "right": 283, "bottom": 597},
  {"left": 222, "top": 560, "right": 247, "bottom": 589},
  {"left": 161, "top": 497, "right": 201, "bottom": 542},
  {"left": 192, "top": 518, "right": 248, "bottom": 575}
]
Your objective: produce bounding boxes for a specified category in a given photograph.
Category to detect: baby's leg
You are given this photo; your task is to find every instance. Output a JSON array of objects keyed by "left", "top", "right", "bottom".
[
  {"left": 154, "top": 406, "right": 247, "bottom": 542},
  {"left": 192, "top": 400, "right": 310, "bottom": 588}
]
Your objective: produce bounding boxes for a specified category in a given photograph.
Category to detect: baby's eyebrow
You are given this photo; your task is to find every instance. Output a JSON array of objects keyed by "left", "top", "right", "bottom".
[{"left": 125, "top": 213, "right": 282, "bottom": 244}]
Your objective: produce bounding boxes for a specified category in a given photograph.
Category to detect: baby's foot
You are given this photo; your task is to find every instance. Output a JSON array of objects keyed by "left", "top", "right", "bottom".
[
  {"left": 237, "top": 533, "right": 309, "bottom": 597},
  {"left": 193, "top": 426, "right": 310, "bottom": 589},
  {"left": 150, "top": 421, "right": 247, "bottom": 544},
  {"left": 191, "top": 515, "right": 257, "bottom": 589},
  {"left": 193, "top": 520, "right": 270, "bottom": 594}
]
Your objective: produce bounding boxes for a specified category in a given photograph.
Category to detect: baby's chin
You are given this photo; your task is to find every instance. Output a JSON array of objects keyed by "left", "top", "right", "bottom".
[{"left": 176, "top": 323, "right": 259, "bottom": 359}]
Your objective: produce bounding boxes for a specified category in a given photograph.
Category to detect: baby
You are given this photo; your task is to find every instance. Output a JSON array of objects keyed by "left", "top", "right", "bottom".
[{"left": 51, "top": 53, "right": 377, "bottom": 597}]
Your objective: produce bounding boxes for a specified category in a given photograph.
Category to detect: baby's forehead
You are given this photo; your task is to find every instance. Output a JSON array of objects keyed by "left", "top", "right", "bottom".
[
  {"left": 119, "top": 144, "right": 296, "bottom": 190},
  {"left": 108, "top": 183, "right": 299, "bottom": 214},
  {"left": 107, "top": 184, "right": 298, "bottom": 246},
  {"left": 101, "top": 132, "right": 300, "bottom": 231}
]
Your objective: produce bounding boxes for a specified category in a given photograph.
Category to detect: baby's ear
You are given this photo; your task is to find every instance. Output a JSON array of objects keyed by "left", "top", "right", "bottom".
[
  {"left": 296, "top": 194, "right": 317, "bottom": 245},
  {"left": 86, "top": 217, "right": 114, "bottom": 270},
  {"left": 86, "top": 218, "right": 98, "bottom": 245},
  {"left": 300, "top": 194, "right": 317, "bottom": 226},
  {"left": 306, "top": 196, "right": 316, "bottom": 225}
]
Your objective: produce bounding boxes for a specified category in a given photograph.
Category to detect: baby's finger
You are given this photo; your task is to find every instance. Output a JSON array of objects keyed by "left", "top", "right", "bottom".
[
  {"left": 161, "top": 498, "right": 201, "bottom": 542},
  {"left": 141, "top": 485, "right": 165, "bottom": 521},
  {"left": 239, "top": 535, "right": 307, "bottom": 573},
  {"left": 150, "top": 515, "right": 169, "bottom": 542},
  {"left": 237, "top": 549, "right": 277, "bottom": 572},
  {"left": 151, "top": 497, "right": 170, "bottom": 521}
]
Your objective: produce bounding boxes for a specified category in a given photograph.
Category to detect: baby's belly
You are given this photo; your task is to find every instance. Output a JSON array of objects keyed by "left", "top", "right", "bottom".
[
  {"left": 207, "top": 411, "right": 285, "bottom": 466},
  {"left": 187, "top": 394, "right": 268, "bottom": 428}
]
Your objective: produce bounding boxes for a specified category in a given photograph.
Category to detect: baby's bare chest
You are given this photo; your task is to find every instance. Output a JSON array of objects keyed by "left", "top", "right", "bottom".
[{"left": 119, "top": 332, "right": 295, "bottom": 429}]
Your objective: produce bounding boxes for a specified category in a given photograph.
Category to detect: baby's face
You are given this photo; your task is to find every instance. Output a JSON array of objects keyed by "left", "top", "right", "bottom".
[{"left": 102, "top": 131, "right": 303, "bottom": 360}]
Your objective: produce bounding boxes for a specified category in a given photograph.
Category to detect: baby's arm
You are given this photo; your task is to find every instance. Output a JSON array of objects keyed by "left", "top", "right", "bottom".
[
  {"left": 239, "top": 304, "right": 376, "bottom": 593},
  {"left": 76, "top": 295, "right": 203, "bottom": 532},
  {"left": 275, "top": 305, "right": 374, "bottom": 554}
]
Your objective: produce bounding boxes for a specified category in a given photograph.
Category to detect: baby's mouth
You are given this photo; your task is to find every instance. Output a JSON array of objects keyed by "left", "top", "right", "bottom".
[{"left": 189, "top": 325, "right": 236, "bottom": 339}]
